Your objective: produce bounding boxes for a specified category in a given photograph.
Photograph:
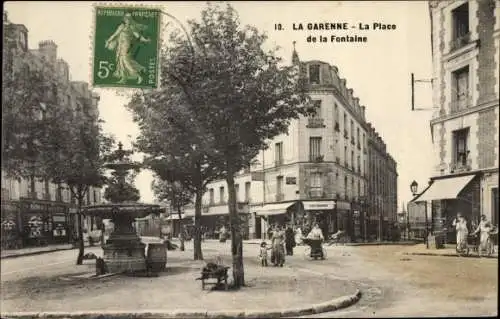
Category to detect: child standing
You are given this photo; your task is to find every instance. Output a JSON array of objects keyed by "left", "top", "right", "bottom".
[{"left": 259, "top": 242, "right": 271, "bottom": 267}]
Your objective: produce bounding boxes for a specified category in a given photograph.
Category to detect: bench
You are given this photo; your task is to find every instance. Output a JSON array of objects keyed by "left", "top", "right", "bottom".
[{"left": 198, "top": 265, "right": 230, "bottom": 290}]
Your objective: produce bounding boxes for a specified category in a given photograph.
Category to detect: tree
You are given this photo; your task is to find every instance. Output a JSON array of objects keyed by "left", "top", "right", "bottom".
[
  {"left": 128, "top": 87, "right": 224, "bottom": 259},
  {"left": 152, "top": 177, "right": 194, "bottom": 251},
  {"left": 2, "top": 50, "right": 68, "bottom": 189},
  {"left": 45, "top": 103, "right": 114, "bottom": 265},
  {"left": 139, "top": 3, "right": 312, "bottom": 287}
]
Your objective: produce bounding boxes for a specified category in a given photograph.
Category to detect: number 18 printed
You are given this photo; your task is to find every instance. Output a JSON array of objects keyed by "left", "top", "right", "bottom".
[{"left": 92, "top": 6, "right": 161, "bottom": 89}]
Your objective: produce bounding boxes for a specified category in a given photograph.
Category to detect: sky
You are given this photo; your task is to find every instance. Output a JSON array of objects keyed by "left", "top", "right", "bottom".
[{"left": 5, "top": 1, "right": 436, "bottom": 209}]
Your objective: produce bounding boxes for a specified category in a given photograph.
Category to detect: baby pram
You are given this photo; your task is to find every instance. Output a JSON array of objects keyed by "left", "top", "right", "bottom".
[{"left": 302, "top": 238, "right": 326, "bottom": 260}]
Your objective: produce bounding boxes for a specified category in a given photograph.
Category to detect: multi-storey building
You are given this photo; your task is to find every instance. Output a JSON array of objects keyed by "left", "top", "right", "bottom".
[
  {"left": 185, "top": 47, "right": 398, "bottom": 242},
  {"left": 412, "top": 0, "right": 499, "bottom": 244},
  {"left": 367, "top": 124, "right": 398, "bottom": 241},
  {"left": 1, "top": 14, "right": 103, "bottom": 248}
]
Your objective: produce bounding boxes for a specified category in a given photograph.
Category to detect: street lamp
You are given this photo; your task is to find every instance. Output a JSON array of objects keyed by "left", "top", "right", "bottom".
[{"left": 410, "top": 180, "right": 429, "bottom": 248}]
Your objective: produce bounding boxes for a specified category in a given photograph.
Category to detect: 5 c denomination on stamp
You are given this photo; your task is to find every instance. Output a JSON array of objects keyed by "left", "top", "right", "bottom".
[{"left": 92, "top": 5, "right": 161, "bottom": 89}]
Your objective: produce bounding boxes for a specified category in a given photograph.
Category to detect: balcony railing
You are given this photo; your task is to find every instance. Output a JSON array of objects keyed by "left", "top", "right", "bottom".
[
  {"left": 307, "top": 117, "right": 326, "bottom": 128},
  {"left": 310, "top": 155, "right": 324, "bottom": 163},
  {"left": 450, "top": 95, "right": 471, "bottom": 114},
  {"left": 309, "top": 188, "right": 324, "bottom": 199},
  {"left": 449, "top": 32, "right": 471, "bottom": 52},
  {"left": 334, "top": 122, "right": 340, "bottom": 132},
  {"left": 450, "top": 158, "right": 472, "bottom": 173},
  {"left": 275, "top": 193, "right": 285, "bottom": 202}
]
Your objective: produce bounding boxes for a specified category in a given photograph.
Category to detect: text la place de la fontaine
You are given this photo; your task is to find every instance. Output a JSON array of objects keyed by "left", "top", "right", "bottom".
[{"left": 290, "top": 22, "right": 396, "bottom": 43}]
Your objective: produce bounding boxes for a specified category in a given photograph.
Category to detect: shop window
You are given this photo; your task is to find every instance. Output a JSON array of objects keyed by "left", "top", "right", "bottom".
[{"left": 245, "top": 182, "right": 251, "bottom": 202}]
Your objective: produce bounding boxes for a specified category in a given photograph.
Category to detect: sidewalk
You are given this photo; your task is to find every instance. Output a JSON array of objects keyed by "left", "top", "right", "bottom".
[
  {"left": 1, "top": 242, "right": 94, "bottom": 259},
  {"left": 243, "top": 238, "right": 419, "bottom": 246},
  {"left": 403, "top": 243, "right": 499, "bottom": 258},
  {"left": 1, "top": 249, "right": 361, "bottom": 318}
]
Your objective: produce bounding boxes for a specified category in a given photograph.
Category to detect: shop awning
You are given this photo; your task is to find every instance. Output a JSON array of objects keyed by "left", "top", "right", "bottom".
[
  {"left": 414, "top": 174, "right": 476, "bottom": 202},
  {"left": 253, "top": 202, "right": 295, "bottom": 216},
  {"left": 303, "top": 201, "right": 336, "bottom": 210}
]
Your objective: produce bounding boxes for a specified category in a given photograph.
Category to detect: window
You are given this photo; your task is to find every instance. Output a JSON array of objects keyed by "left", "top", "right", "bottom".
[
  {"left": 219, "top": 186, "right": 225, "bottom": 204},
  {"left": 309, "top": 64, "right": 320, "bottom": 84},
  {"left": 343, "top": 113, "right": 348, "bottom": 138},
  {"left": 275, "top": 142, "right": 283, "bottom": 166},
  {"left": 209, "top": 188, "right": 215, "bottom": 204},
  {"left": 344, "top": 145, "right": 348, "bottom": 166},
  {"left": 276, "top": 176, "right": 284, "bottom": 199},
  {"left": 334, "top": 103, "right": 340, "bottom": 131},
  {"left": 451, "top": 3, "right": 469, "bottom": 49},
  {"left": 94, "top": 190, "right": 98, "bottom": 203},
  {"left": 235, "top": 184, "right": 239, "bottom": 202},
  {"left": 351, "top": 150, "right": 355, "bottom": 169},
  {"left": 357, "top": 128, "right": 360, "bottom": 147},
  {"left": 344, "top": 176, "right": 348, "bottom": 200},
  {"left": 358, "top": 180, "right": 361, "bottom": 197},
  {"left": 453, "top": 128, "right": 469, "bottom": 166},
  {"left": 452, "top": 66, "right": 469, "bottom": 111},
  {"left": 357, "top": 155, "right": 361, "bottom": 172},
  {"left": 245, "top": 182, "right": 251, "bottom": 202},
  {"left": 310, "top": 172, "right": 322, "bottom": 188},
  {"left": 87, "top": 190, "right": 91, "bottom": 205},
  {"left": 309, "top": 137, "right": 322, "bottom": 161},
  {"left": 352, "top": 178, "right": 355, "bottom": 199},
  {"left": 311, "top": 100, "right": 321, "bottom": 118},
  {"left": 350, "top": 120, "right": 354, "bottom": 138}
]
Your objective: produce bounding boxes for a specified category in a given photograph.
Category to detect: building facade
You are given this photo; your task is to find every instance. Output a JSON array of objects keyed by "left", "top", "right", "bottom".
[
  {"left": 184, "top": 48, "right": 398, "bottom": 242},
  {"left": 1, "top": 14, "right": 103, "bottom": 249},
  {"left": 413, "top": 0, "right": 499, "bottom": 244}
]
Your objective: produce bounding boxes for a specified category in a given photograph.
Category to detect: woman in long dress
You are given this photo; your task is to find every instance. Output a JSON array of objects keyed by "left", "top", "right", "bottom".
[
  {"left": 452, "top": 213, "right": 468, "bottom": 253},
  {"left": 472, "top": 214, "right": 492, "bottom": 256},
  {"left": 271, "top": 226, "right": 285, "bottom": 267},
  {"left": 105, "top": 13, "right": 150, "bottom": 84}
]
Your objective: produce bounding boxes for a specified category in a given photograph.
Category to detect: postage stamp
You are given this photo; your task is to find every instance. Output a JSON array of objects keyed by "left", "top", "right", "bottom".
[{"left": 92, "top": 5, "right": 161, "bottom": 89}]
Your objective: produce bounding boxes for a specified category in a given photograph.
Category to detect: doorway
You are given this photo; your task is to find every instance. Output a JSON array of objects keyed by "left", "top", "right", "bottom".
[{"left": 254, "top": 216, "right": 262, "bottom": 239}]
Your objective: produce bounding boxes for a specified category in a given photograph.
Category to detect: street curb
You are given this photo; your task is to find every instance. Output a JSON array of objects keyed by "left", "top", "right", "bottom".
[
  {"left": 0, "top": 290, "right": 362, "bottom": 319},
  {"left": 404, "top": 252, "right": 498, "bottom": 259},
  {"left": 245, "top": 241, "right": 420, "bottom": 246},
  {"left": 1, "top": 244, "right": 94, "bottom": 260}
]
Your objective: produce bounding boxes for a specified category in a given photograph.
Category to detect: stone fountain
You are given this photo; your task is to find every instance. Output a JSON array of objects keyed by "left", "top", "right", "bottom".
[{"left": 83, "top": 142, "right": 163, "bottom": 274}]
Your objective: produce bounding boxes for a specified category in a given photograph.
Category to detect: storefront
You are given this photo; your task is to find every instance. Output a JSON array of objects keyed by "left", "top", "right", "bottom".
[
  {"left": 18, "top": 198, "right": 71, "bottom": 247},
  {"left": 335, "top": 200, "right": 352, "bottom": 240},
  {"left": 1, "top": 200, "right": 21, "bottom": 249},
  {"left": 413, "top": 173, "right": 480, "bottom": 245}
]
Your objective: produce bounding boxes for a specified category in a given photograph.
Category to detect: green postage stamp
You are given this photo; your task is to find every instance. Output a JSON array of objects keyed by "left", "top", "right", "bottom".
[{"left": 92, "top": 5, "right": 161, "bottom": 89}]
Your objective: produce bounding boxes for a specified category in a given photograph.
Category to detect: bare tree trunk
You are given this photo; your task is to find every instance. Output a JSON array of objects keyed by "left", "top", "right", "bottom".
[
  {"left": 193, "top": 185, "right": 203, "bottom": 260},
  {"left": 178, "top": 209, "right": 185, "bottom": 251},
  {"left": 76, "top": 189, "right": 85, "bottom": 265},
  {"left": 226, "top": 163, "right": 244, "bottom": 287}
]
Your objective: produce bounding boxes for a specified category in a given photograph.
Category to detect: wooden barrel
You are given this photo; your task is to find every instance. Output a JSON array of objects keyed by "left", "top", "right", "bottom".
[{"left": 146, "top": 243, "right": 167, "bottom": 272}]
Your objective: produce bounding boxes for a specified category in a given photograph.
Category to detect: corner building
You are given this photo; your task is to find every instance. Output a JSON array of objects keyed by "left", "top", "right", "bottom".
[
  {"left": 414, "top": 0, "right": 499, "bottom": 243},
  {"left": 1, "top": 14, "right": 103, "bottom": 249},
  {"left": 185, "top": 48, "right": 398, "bottom": 242}
]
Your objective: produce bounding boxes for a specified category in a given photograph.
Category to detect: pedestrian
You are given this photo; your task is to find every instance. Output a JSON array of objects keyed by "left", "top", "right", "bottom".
[
  {"left": 285, "top": 224, "right": 296, "bottom": 255},
  {"left": 452, "top": 213, "right": 468, "bottom": 254},
  {"left": 472, "top": 214, "right": 492, "bottom": 257},
  {"left": 295, "top": 226, "right": 303, "bottom": 246},
  {"left": 271, "top": 225, "right": 285, "bottom": 267},
  {"left": 259, "top": 241, "right": 271, "bottom": 267}
]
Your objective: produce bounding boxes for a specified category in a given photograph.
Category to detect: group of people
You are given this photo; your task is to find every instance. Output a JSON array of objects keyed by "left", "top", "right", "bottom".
[
  {"left": 453, "top": 213, "right": 497, "bottom": 256},
  {"left": 259, "top": 223, "right": 325, "bottom": 267}
]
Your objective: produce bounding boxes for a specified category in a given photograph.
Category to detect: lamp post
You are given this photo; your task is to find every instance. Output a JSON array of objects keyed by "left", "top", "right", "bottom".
[{"left": 410, "top": 180, "right": 428, "bottom": 248}]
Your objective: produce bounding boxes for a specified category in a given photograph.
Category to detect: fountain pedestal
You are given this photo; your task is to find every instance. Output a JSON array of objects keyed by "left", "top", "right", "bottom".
[{"left": 103, "top": 214, "right": 146, "bottom": 273}]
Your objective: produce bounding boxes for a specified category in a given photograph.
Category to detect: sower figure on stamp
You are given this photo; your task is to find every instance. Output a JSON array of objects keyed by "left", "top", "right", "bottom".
[{"left": 105, "top": 12, "right": 150, "bottom": 85}]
